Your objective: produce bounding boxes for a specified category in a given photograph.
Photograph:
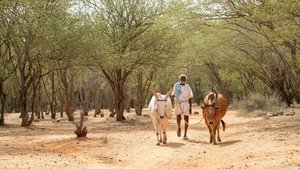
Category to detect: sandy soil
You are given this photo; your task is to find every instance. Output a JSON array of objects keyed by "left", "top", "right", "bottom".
[{"left": 0, "top": 106, "right": 299, "bottom": 169}]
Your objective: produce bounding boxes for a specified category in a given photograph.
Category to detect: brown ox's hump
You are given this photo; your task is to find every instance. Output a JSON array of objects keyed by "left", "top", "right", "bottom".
[{"left": 217, "top": 94, "right": 228, "bottom": 118}]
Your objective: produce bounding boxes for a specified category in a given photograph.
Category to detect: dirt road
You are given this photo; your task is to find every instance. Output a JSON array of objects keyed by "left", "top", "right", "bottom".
[{"left": 0, "top": 107, "right": 299, "bottom": 169}]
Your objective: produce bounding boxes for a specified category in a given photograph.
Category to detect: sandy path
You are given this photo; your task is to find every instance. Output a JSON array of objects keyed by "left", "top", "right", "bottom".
[{"left": 0, "top": 107, "right": 299, "bottom": 169}]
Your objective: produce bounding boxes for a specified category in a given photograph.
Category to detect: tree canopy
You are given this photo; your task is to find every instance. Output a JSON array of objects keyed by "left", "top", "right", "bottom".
[{"left": 0, "top": 0, "right": 299, "bottom": 125}]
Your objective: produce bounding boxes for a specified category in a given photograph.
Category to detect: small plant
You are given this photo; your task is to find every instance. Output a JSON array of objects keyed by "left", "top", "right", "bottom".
[{"left": 74, "top": 112, "right": 88, "bottom": 138}]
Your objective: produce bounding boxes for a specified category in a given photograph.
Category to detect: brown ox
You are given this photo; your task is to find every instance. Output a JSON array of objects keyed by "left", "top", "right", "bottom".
[{"left": 201, "top": 91, "right": 228, "bottom": 144}]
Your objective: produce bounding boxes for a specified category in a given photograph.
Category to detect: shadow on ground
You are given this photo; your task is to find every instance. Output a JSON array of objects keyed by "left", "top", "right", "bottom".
[
  {"left": 161, "top": 142, "right": 185, "bottom": 148},
  {"left": 218, "top": 140, "right": 242, "bottom": 147}
]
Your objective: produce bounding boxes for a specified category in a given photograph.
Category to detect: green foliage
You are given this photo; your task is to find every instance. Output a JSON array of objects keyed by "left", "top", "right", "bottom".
[{"left": 238, "top": 93, "right": 284, "bottom": 112}]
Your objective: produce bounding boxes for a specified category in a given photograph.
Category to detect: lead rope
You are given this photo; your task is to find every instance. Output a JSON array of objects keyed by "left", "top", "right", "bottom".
[
  {"left": 184, "top": 116, "right": 204, "bottom": 125},
  {"left": 175, "top": 98, "right": 204, "bottom": 125}
]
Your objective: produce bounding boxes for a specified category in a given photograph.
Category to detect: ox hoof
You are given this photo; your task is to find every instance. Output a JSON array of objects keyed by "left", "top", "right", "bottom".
[
  {"left": 177, "top": 129, "right": 181, "bottom": 137},
  {"left": 163, "top": 141, "right": 167, "bottom": 144},
  {"left": 156, "top": 142, "right": 160, "bottom": 146},
  {"left": 209, "top": 140, "right": 217, "bottom": 145}
]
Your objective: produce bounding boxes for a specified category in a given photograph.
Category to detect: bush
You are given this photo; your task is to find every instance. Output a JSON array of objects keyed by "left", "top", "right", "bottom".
[{"left": 238, "top": 93, "right": 283, "bottom": 112}]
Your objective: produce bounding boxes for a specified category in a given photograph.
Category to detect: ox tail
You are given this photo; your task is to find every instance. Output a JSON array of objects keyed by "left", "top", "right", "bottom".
[{"left": 221, "top": 119, "right": 225, "bottom": 131}]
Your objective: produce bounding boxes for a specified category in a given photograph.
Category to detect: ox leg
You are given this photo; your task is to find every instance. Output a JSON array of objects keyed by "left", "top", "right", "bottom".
[
  {"left": 152, "top": 119, "right": 161, "bottom": 145},
  {"left": 157, "top": 122, "right": 162, "bottom": 145},
  {"left": 212, "top": 127, "right": 217, "bottom": 145},
  {"left": 209, "top": 131, "right": 213, "bottom": 143},
  {"left": 154, "top": 125, "right": 160, "bottom": 145},
  {"left": 206, "top": 123, "right": 213, "bottom": 144},
  {"left": 162, "top": 119, "right": 168, "bottom": 144},
  {"left": 217, "top": 126, "right": 221, "bottom": 142},
  {"left": 159, "top": 132, "right": 163, "bottom": 143},
  {"left": 162, "top": 131, "right": 167, "bottom": 144},
  {"left": 156, "top": 132, "right": 160, "bottom": 145},
  {"left": 159, "top": 123, "right": 163, "bottom": 143},
  {"left": 215, "top": 122, "right": 221, "bottom": 142}
]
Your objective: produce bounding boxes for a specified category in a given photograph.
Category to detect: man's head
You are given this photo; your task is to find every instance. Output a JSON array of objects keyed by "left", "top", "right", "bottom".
[{"left": 179, "top": 74, "right": 187, "bottom": 84}]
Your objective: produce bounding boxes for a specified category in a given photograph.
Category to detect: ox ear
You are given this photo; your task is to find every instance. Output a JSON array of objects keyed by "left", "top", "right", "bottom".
[
  {"left": 201, "top": 104, "right": 206, "bottom": 109},
  {"left": 150, "top": 85, "right": 158, "bottom": 98}
]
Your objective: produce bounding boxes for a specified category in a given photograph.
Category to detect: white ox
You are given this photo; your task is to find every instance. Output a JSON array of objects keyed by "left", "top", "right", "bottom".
[{"left": 148, "top": 86, "right": 173, "bottom": 145}]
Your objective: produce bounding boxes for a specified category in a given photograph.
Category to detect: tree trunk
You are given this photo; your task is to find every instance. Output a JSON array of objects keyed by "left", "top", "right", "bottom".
[
  {"left": 94, "top": 91, "right": 102, "bottom": 117},
  {"left": 135, "top": 104, "right": 143, "bottom": 116},
  {"left": 134, "top": 70, "right": 154, "bottom": 116},
  {"left": 19, "top": 73, "right": 31, "bottom": 126},
  {"left": 0, "top": 80, "right": 6, "bottom": 126},
  {"left": 59, "top": 69, "right": 74, "bottom": 121},
  {"left": 115, "top": 96, "right": 125, "bottom": 121},
  {"left": 65, "top": 90, "right": 74, "bottom": 121},
  {"left": 80, "top": 87, "right": 89, "bottom": 116},
  {"left": 268, "top": 68, "right": 293, "bottom": 107},
  {"left": 18, "top": 55, "right": 33, "bottom": 126},
  {"left": 36, "top": 80, "right": 43, "bottom": 119},
  {"left": 20, "top": 85, "right": 30, "bottom": 126},
  {"left": 293, "top": 68, "right": 300, "bottom": 104},
  {"left": 102, "top": 69, "right": 129, "bottom": 121},
  {"left": 135, "top": 72, "right": 144, "bottom": 115},
  {"left": 113, "top": 83, "right": 126, "bottom": 121},
  {"left": 0, "top": 100, "right": 5, "bottom": 126},
  {"left": 50, "top": 72, "right": 56, "bottom": 119},
  {"left": 286, "top": 41, "right": 300, "bottom": 104},
  {"left": 194, "top": 79, "right": 205, "bottom": 106},
  {"left": 113, "top": 72, "right": 126, "bottom": 121},
  {"left": 58, "top": 83, "right": 64, "bottom": 118},
  {"left": 28, "top": 70, "right": 42, "bottom": 123}
]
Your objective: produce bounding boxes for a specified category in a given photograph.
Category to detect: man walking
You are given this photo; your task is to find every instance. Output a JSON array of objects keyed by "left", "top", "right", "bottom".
[{"left": 172, "top": 74, "right": 193, "bottom": 140}]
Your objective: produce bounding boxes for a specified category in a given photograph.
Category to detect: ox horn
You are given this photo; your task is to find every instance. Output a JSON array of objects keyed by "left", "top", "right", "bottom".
[
  {"left": 211, "top": 89, "right": 218, "bottom": 105},
  {"left": 165, "top": 85, "right": 173, "bottom": 98},
  {"left": 151, "top": 84, "right": 158, "bottom": 99}
]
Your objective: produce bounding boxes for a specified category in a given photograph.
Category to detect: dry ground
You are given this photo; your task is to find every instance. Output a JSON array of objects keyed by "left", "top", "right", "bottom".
[{"left": 0, "top": 105, "right": 300, "bottom": 169}]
